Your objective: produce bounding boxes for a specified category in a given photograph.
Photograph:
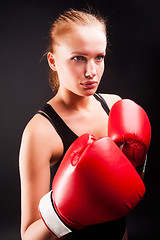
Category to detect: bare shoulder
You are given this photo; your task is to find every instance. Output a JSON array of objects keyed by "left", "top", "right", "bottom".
[
  {"left": 100, "top": 93, "right": 122, "bottom": 109},
  {"left": 22, "top": 114, "right": 52, "bottom": 150},
  {"left": 23, "top": 113, "right": 53, "bottom": 140},
  {"left": 20, "top": 113, "right": 63, "bottom": 165}
]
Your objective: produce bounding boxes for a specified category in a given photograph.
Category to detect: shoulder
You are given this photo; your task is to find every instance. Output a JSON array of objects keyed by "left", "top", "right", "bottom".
[
  {"left": 22, "top": 114, "right": 53, "bottom": 146},
  {"left": 99, "top": 93, "right": 122, "bottom": 110},
  {"left": 20, "top": 114, "right": 52, "bottom": 162},
  {"left": 20, "top": 113, "right": 63, "bottom": 165}
]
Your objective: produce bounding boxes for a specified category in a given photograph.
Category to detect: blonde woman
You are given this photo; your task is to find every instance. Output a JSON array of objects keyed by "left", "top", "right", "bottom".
[{"left": 19, "top": 9, "right": 150, "bottom": 240}]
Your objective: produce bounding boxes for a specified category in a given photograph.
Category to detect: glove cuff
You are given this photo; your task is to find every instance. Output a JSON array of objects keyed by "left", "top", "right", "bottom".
[{"left": 39, "top": 190, "right": 72, "bottom": 238}]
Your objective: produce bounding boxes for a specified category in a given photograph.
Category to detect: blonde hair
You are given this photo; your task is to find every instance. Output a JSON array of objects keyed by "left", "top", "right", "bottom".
[{"left": 48, "top": 9, "right": 107, "bottom": 94}]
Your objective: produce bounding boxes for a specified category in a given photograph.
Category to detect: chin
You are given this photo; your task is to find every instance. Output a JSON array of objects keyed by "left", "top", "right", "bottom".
[
  {"left": 83, "top": 88, "right": 98, "bottom": 96},
  {"left": 69, "top": 86, "right": 98, "bottom": 97}
]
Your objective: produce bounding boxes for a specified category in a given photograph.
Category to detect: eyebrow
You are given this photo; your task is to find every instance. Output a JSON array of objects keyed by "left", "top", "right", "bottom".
[
  {"left": 72, "top": 51, "right": 106, "bottom": 56},
  {"left": 72, "top": 52, "right": 88, "bottom": 56}
]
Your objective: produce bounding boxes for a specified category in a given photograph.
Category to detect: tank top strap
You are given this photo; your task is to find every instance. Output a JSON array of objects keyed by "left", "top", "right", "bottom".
[
  {"left": 37, "top": 104, "right": 78, "bottom": 154},
  {"left": 93, "top": 93, "right": 110, "bottom": 115}
]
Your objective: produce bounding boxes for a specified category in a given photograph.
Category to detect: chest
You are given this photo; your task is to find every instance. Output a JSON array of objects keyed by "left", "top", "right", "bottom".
[{"left": 63, "top": 107, "right": 109, "bottom": 139}]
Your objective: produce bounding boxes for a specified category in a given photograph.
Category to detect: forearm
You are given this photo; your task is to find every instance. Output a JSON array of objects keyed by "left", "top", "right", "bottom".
[
  {"left": 122, "top": 228, "right": 128, "bottom": 240},
  {"left": 22, "top": 219, "right": 58, "bottom": 240}
]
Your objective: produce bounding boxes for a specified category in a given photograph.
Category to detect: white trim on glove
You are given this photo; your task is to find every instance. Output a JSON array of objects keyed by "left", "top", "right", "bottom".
[
  {"left": 143, "top": 154, "right": 147, "bottom": 173},
  {"left": 39, "top": 190, "right": 72, "bottom": 238}
]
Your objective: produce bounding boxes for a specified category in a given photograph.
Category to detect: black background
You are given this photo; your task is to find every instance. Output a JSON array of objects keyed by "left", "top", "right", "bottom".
[{"left": 0, "top": 0, "right": 159, "bottom": 239}]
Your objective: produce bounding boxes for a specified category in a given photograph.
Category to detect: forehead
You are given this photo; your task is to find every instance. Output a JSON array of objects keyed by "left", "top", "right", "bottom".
[{"left": 56, "top": 25, "right": 107, "bottom": 54}]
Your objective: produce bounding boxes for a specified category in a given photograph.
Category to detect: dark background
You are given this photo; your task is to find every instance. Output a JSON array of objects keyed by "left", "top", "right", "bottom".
[{"left": 0, "top": 0, "right": 159, "bottom": 239}]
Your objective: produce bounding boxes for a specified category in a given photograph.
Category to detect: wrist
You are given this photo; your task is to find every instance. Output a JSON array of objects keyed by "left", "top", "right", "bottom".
[{"left": 39, "top": 191, "right": 72, "bottom": 238}]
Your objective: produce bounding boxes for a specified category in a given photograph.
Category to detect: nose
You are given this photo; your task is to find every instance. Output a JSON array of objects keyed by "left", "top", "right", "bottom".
[{"left": 85, "top": 60, "right": 96, "bottom": 79}]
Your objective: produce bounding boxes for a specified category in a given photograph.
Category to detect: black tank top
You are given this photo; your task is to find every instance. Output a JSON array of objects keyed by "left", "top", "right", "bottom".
[{"left": 37, "top": 93, "right": 126, "bottom": 240}]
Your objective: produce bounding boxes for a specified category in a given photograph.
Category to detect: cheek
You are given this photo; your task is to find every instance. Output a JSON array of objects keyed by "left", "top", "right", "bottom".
[
  {"left": 97, "top": 63, "right": 105, "bottom": 78},
  {"left": 56, "top": 61, "right": 83, "bottom": 88},
  {"left": 55, "top": 60, "right": 71, "bottom": 80},
  {"left": 66, "top": 62, "right": 84, "bottom": 79}
]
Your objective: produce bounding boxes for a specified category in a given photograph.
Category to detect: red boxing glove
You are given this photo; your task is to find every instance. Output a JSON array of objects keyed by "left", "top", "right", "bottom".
[
  {"left": 39, "top": 134, "right": 145, "bottom": 238},
  {"left": 108, "top": 99, "right": 151, "bottom": 168}
]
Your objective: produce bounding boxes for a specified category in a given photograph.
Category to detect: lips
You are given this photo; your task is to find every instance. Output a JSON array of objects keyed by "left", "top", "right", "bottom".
[{"left": 81, "top": 81, "right": 98, "bottom": 89}]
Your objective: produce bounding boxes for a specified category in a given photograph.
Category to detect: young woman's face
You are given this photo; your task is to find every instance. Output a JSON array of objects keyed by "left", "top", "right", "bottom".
[{"left": 50, "top": 25, "right": 107, "bottom": 96}]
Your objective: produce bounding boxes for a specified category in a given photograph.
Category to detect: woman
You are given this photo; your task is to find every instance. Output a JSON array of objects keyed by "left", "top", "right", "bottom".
[{"left": 19, "top": 9, "right": 128, "bottom": 240}]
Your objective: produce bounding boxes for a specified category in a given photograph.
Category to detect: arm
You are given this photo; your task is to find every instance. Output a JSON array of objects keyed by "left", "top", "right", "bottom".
[{"left": 19, "top": 114, "right": 62, "bottom": 240}]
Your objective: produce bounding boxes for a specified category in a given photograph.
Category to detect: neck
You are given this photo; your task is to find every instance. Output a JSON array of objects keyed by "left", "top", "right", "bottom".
[{"left": 55, "top": 87, "right": 92, "bottom": 111}]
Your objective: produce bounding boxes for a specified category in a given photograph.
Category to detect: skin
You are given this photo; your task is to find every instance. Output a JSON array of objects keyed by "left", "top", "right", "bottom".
[{"left": 19, "top": 24, "right": 127, "bottom": 240}]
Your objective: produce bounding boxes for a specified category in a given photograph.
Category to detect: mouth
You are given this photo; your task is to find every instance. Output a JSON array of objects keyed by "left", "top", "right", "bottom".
[{"left": 80, "top": 81, "right": 98, "bottom": 89}]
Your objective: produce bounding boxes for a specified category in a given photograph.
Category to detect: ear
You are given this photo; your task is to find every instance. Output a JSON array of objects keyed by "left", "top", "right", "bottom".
[{"left": 47, "top": 52, "right": 57, "bottom": 71}]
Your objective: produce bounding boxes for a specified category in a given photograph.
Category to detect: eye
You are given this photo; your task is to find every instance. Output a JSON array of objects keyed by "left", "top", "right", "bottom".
[
  {"left": 95, "top": 55, "right": 105, "bottom": 62},
  {"left": 72, "top": 56, "right": 86, "bottom": 62}
]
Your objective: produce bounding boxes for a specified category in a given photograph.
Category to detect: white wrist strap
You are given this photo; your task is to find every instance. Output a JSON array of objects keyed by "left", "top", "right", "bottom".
[{"left": 39, "top": 190, "right": 72, "bottom": 238}]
